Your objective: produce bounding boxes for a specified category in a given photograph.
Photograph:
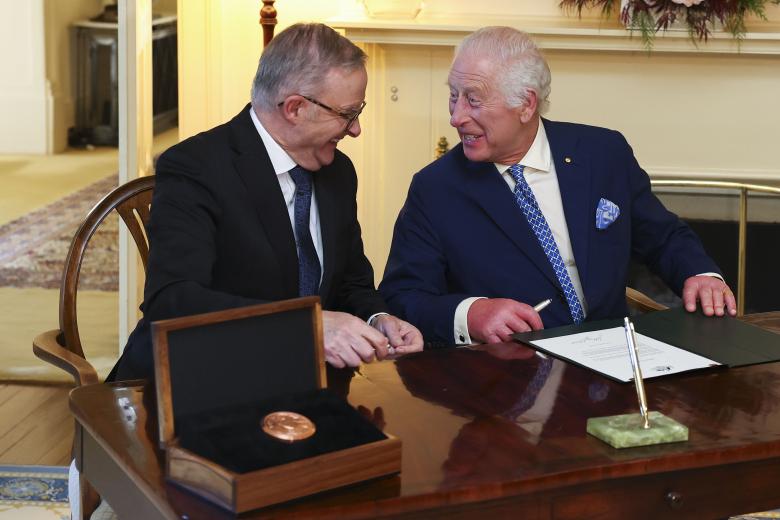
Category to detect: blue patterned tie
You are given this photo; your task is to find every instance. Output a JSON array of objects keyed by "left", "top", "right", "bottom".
[
  {"left": 289, "top": 166, "right": 321, "bottom": 296},
  {"left": 509, "top": 164, "right": 584, "bottom": 324}
]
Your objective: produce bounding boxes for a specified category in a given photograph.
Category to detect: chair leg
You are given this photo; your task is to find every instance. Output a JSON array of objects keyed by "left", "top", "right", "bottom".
[
  {"left": 80, "top": 473, "right": 100, "bottom": 520},
  {"left": 72, "top": 423, "right": 100, "bottom": 519}
]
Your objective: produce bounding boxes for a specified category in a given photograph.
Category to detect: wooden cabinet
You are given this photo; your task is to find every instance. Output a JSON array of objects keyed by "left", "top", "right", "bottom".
[{"left": 342, "top": 44, "right": 459, "bottom": 279}]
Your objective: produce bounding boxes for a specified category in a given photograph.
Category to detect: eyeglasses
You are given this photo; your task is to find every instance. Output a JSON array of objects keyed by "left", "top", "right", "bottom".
[{"left": 278, "top": 95, "right": 366, "bottom": 130}]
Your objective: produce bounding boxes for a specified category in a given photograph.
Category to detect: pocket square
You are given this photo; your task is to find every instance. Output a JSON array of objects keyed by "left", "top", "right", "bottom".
[{"left": 596, "top": 198, "right": 620, "bottom": 230}]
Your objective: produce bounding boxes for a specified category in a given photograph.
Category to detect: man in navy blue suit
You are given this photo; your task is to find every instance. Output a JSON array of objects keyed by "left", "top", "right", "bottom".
[{"left": 380, "top": 26, "right": 736, "bottom": 346}]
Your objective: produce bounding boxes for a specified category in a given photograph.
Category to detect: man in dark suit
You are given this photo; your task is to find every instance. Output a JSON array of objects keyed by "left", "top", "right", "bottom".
[
  {"left": 379, "top": 26, "right": 736, "bottom": 347},
  {"left": 111, "top": 23, "right": 422, "bottom": 381}
]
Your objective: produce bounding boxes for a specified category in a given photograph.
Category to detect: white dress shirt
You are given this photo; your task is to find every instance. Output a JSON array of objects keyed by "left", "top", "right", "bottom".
[
  {"left": 453, "top": 120, "right": 588, "bottom": 344},
  {"left": 249, "top": 107, "right": 324, "bottom": 280}
]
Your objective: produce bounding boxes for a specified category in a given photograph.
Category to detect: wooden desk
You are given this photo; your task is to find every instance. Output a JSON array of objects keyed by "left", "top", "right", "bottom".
[{"left": 71, "top": 314, "right": 780, "bottom": 519}]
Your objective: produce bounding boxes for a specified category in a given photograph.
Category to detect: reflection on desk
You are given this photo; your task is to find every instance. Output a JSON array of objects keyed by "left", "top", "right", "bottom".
[{"left": 70, "top": 314, "right": 780, "bottom": 519}]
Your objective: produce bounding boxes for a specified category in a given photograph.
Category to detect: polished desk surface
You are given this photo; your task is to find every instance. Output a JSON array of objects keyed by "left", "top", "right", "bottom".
[{"left": 71, "top": 313, "right": 780, "bottom": 519}]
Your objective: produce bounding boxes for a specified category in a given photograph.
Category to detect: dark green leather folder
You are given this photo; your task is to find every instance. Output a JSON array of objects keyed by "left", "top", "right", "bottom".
[{"left": 513, "top": 307, "right": 780, "bottom": 372}]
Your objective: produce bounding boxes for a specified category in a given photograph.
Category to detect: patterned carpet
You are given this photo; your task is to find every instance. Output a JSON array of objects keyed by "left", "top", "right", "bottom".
[
  {"left": 0, "top": 174, "right": 121, "bottom": 383},
  {"left": 0, "top": 175, "right": 119, "bottom": 291},
  {"left": 0, "top": 465, "right": 68, "bottom": 519}
]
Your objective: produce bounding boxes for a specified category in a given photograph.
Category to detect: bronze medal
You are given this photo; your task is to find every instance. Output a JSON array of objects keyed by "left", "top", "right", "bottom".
[{"left": 262, "top": 411, "right": 316, "bottom": 442}]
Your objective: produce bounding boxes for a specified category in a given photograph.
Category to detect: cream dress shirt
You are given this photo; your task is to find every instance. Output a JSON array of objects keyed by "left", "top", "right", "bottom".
[
  {"left": 453, "top": 119, "right": 587, "bottom": 344},
  {"left": 452, "top": 119, "right": 719, "bottom": 344}
]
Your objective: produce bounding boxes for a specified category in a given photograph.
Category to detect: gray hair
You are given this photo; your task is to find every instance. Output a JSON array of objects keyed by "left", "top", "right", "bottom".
[
  {"left": 454, "top": 27, "right": 551, "bottom": 114},
  {"left": 251, "top": 23, "right": 367, "bottom": 111}
]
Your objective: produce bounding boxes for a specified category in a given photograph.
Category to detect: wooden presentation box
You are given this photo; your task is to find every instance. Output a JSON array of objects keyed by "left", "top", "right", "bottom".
[{"left": 152, "top": 297, "right": 402, "bottom": 513}]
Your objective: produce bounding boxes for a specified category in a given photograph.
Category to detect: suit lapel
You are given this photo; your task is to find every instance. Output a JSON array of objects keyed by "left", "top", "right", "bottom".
[
  {"left": 460, "top": 158, "right": 560, "bottom": 287},
  {"left": 545, "top": 120, "right": 591, "bottom": 297},
  {"left": 229, "top": 106, "right": 299, "bottom": 297},
  {"left": 312, "top": 165, "right": 337, "bottom": 300}
]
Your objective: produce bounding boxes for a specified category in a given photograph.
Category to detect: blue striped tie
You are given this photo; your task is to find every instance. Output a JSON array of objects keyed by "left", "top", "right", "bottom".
[
  {"left": 509, "top": 164, "right": 584, "bottom": 324},
  {"left": 289, "top": 166, "right": 321, "bottom": 296}
]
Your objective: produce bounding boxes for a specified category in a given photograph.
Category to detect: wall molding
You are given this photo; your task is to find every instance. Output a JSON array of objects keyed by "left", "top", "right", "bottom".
[{"left": 0, "top": 0, "right": 50, "bottom": 154}]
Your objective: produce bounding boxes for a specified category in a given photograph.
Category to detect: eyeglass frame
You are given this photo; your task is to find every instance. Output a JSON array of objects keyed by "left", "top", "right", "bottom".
[{"left": 277, "top": 95, "right": 366, "bottom": 130}]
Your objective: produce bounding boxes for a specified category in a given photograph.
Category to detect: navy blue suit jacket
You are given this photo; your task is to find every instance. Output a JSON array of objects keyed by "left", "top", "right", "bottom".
[{"left": 380, "top": 119, "right": 720, "bottom": 344}]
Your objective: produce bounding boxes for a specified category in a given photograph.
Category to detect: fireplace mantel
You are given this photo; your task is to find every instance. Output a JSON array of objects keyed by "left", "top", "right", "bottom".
[{"left": 330, "top": 14, "right": 780, "bottom": 55}]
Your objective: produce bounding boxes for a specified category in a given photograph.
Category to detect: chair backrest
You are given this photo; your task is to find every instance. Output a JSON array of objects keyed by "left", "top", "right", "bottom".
[
  {"left": 625, "top": 286, "right": 667, "bottom": 314},
  {"left": 60, "top": 175, "right": 155, "bottom": 360}
]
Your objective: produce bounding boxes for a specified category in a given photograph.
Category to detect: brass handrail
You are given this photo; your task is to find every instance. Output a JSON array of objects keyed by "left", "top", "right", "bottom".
[{"left": 651, "top": 179, "right": 780, "bottom": 317}]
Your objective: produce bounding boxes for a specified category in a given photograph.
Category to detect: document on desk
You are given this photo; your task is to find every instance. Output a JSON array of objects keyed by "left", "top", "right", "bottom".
[{"left": 529, "top": 327, "right": 721, "bottom": 383}]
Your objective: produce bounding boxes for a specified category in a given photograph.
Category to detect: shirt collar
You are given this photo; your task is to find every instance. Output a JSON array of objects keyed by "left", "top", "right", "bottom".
[
  {"left": 249, "top": 106, "right": 297, "bottom": 175},
  {"left": 495, "top": 118, "right": 551, "bottom": 175}
]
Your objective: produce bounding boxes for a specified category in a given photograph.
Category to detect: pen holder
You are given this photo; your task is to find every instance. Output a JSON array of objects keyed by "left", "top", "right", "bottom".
[{"left": 587, "top": 411, "right": 688, "bottom": 449}]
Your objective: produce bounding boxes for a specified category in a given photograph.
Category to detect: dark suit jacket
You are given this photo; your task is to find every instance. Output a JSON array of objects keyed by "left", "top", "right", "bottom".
[
  {"left": 379, "top": 119, "right": 720, "bottom": 344},
  {"left": 112, "top": 105, "right": 387, "bottom": 381}
]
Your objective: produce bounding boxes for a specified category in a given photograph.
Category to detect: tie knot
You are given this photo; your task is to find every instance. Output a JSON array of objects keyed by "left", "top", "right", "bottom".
[
  {"left": 508, "top": 163, "right": 526, "bottom": 184},
  {"left": 289, "top": 166, "right": 312, "bottom": 194}
]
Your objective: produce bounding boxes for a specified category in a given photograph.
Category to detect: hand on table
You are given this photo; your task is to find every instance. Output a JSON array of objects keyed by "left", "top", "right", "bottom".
[
  {"left": 682, "top": 275, "right": 737, "bottom": 317},
  {"left": 322, "top": 311, "right": 389, "bottom": 368}
]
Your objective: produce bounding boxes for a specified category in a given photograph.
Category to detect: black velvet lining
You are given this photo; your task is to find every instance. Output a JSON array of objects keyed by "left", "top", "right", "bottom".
[{"left": 175, "top": 389, "right": 387, "bottom": 474}]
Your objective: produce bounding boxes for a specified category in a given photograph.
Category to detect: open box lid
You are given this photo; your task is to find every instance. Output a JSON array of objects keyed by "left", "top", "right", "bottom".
[{"left": 151, "top": 296, "right": 325, "bottom": 449}]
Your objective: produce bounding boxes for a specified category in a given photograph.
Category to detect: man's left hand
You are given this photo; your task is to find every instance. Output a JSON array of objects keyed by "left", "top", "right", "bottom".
[
  {"left": 682, "top": 275, "right": 737, "bottom": 317},
  {"left": 371, "top": 315, "right": 424, "bottom": 356}
]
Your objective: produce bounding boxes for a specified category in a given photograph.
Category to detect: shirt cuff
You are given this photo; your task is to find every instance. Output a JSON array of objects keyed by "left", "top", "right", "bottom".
[
  {"left": 453, "top": 297, "right": 485, "bottom": 345},
  {"left": 697, "top": 272, "right": 723, "bottom": 281},
  {"left": 367, "top": 312, "right": 389, "bottom": 327}
]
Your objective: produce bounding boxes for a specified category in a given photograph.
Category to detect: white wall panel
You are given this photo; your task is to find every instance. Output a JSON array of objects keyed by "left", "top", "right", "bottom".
[{"left": 0, "top": 0, "right": 48, "bottom": 153}]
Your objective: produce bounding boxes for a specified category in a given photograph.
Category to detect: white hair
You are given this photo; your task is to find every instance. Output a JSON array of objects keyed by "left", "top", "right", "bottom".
[{"left": 454, "top": 27, "right": 551, "bottom": 114}]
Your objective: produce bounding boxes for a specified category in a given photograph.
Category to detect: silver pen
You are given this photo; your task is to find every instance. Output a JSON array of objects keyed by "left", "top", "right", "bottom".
[
  {"left": 533, "top": 298, "right": 552, "bottom": 312},
  {"left": 624, "top": 317, "right": 650, "bottom": 429}
]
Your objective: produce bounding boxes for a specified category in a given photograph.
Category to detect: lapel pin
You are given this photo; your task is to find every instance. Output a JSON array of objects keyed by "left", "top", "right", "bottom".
[{"left": 564, "top": 157, "right": 572, "bottom": 164}]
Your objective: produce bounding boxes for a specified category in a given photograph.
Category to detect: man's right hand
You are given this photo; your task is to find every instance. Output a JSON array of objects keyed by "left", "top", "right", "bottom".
[
  {"left": 467, "top": 298, "right": 543, "bottom": 344},
  {"left": 322, "top": 311, "right": 390, "bottom": 368}
]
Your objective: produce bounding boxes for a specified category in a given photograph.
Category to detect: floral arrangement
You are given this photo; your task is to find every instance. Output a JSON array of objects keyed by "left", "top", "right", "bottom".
[{"left": 559, "top": 0, "right": 780, "bottom": 48}]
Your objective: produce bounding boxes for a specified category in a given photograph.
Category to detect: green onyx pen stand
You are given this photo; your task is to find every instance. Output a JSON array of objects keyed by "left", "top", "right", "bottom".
[{"left": 586, "top": 317, "right": 688, "bottom": 449}]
